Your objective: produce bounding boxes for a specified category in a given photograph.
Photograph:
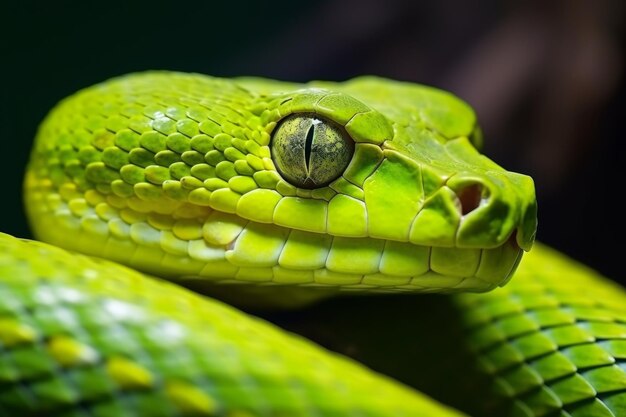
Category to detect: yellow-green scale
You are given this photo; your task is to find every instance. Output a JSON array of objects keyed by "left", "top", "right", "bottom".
[{"left": 0, "top": 233, "right": 462, "bottom": 417}]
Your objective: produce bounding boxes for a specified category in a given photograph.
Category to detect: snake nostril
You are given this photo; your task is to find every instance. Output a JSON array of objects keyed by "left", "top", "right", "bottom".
[{"left": 456, "top": 184, "right": 484, "bottom": 215}]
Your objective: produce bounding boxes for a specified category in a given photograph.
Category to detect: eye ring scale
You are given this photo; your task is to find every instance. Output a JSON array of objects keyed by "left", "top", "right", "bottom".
[{"left": 270, "top": 114, "right": 355, "bottom": 189}]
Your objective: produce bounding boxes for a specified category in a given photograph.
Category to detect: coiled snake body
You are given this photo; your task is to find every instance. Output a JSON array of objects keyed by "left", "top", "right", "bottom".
[{"left": 0, "top": 72, "right": 624, "bottom": 416}]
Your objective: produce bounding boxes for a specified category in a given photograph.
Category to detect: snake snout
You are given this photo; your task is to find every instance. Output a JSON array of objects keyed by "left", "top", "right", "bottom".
[{"left": 446, "top": 172, "right": 536, "bottom": 250}]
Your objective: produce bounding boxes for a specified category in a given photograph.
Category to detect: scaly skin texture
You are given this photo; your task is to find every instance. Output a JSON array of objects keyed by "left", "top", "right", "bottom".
[
  {"left": 8, "top": 71, "right": 623, "bottom": 416},
  {"left": 288, "top": 246, "right": 626, "bottom": 417},
  {"left": 457, "top": 245, "right": 626, "bottom": 416},
  {"left": 0, "top": 233, "right": 462, "bottom": 416},
  {"left": 24, "top": 72, "right": 536, "bottom": 301}
]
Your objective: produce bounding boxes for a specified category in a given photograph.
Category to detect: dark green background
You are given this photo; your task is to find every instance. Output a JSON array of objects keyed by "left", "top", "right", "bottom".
[{"left": 2, "top": 0, "right": 624, "bottom": 281}]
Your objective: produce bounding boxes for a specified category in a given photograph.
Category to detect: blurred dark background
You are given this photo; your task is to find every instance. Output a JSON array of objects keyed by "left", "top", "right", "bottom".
[{"left": 2, "top": 0, "right": 625, "bottom": 281}]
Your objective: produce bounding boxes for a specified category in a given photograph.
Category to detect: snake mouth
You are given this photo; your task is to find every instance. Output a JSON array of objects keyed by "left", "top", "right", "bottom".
[
  {"left": 501, "top": 232, "right": 524, "bottom": 282},
  {"left": 491, "top": 232, "right": 524, "bottom": 285},
  {"left": 391, "top": 232, "right": 523, "bottom": 293},
  {"left": 409, "top": 176, "right": 525, "bottom": 290}
]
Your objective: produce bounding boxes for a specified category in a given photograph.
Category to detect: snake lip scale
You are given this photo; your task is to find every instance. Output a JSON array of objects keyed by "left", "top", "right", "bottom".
[{"left": 3, "top": 71, "right": 624, "bottom": 416}]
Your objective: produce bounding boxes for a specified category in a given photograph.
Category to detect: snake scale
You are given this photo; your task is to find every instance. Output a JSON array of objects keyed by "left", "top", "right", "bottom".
[{"left": 0, "top": 71, "right": 623, "bottom": 416}]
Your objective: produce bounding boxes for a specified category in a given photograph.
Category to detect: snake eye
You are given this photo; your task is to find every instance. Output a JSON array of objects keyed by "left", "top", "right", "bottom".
[{"left": 271, "top": 114, "right": 354, "bottom": 189}]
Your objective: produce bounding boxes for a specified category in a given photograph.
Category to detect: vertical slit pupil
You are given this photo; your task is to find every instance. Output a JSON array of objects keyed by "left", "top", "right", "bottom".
[{"left": 304, "top": 122, "right": 315, "bottom": 171}]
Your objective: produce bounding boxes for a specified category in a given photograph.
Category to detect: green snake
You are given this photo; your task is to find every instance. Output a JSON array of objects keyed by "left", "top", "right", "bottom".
[{"left": 0, "top": 71, "right": 624, "bottom": 416}]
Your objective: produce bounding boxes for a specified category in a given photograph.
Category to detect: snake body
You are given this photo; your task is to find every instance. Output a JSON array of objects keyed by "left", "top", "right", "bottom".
[{"left": 0, "top": 72, "right": 622, "bottom": 415}]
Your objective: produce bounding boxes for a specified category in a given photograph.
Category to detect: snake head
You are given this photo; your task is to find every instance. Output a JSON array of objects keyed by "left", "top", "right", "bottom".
[{"left": 25, "top": 72, "right": 537, "bottom": 297}]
